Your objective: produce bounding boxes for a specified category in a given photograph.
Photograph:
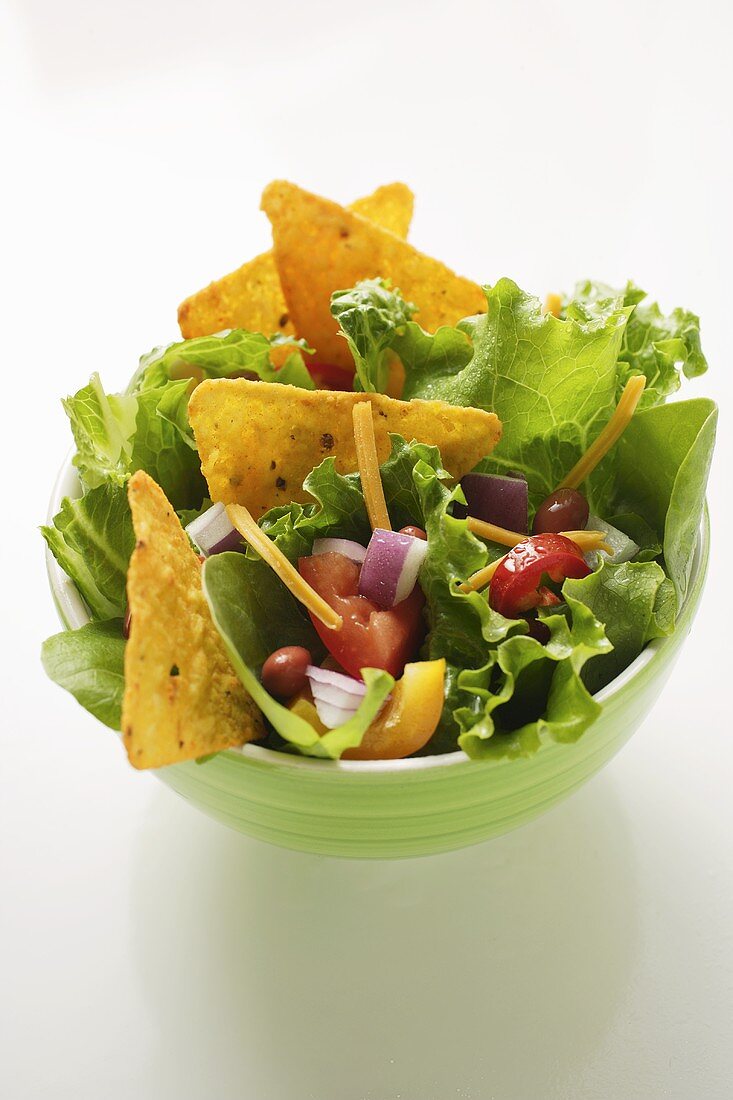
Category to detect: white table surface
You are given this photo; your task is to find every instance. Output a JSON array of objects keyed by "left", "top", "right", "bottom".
[{"left": 1, "top": 2, "right": 731, "bottom": 1097}]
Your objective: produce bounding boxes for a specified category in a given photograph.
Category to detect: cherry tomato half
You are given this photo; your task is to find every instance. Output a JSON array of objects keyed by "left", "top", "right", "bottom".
[
  {"left": 489, "top": 533, "right": 591, "bottom": 618},
  {"left": 298, "top": 551, "right": 425, "bottom": 679}
]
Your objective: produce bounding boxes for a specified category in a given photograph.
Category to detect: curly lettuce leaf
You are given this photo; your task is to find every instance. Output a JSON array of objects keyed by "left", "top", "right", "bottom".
[
  {"left": 395, "top": 323, "right": 474, "bottom": 400},
  {"left": 63, "top": 373, "right": 206, "bottom": 509},
  {"left": 259, "top": 458, "right": 371, "bottom": 563},
  {"left": 456, "top": 592, "right": 611, "bottom": 760},
  {"left": 62, "top": 373, "right": 137, "bottom": 489},
  {"left": 202, "top": 553, "right": 392, "bottom": 759},
  {"left": 331, "top": 278, "right": 416, "bottom": 393},
  {"left": 41, "top": 619, "right": 125, "bottom": 729},
  {"left": 133, "top": 329, "right": 314, "bottom": 392},
  {"left": 566, "top": 281, "right": 708, "bottom": 406},
  {"left": 128, "top": 382, "right": 206, "bottom": 509},
  {"left": 360, "top": 279, "right": 630, "bottom": 511},
  {"left": 564, "top": 561, "right": 675, "bottom": 694},
  {"left": 42, "top": 483, "right": 134, "bottom": 620}
]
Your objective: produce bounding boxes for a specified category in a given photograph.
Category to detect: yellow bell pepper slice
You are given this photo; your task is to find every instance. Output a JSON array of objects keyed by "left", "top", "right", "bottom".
[{"left": 343, "top": 658, "right": 446, "bottom": 761}]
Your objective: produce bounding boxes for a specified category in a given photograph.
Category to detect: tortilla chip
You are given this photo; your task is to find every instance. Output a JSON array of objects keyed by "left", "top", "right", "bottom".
[
  {"left": 122, "top": 471, "right": 263, "bottom": 769},
  {"left": 178, "top": 182, "right": 414, "bottom": 341},
  {"left": 350, "top": 182, "right": 414, "bottom": 239},
  {"left": 188, "top": 378, "right": 502, "bottom": 519},
  {"left": 262, "top": 181, "right": 487, "bottom": 370}
]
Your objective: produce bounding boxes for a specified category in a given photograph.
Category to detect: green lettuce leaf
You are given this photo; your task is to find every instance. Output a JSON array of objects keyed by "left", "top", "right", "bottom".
[
  {"left": 567, "top": 281, "right": 708, "bottom": 406},
  {"left": 259, "top": 457, "right": 371, "bottom": 562},
  {"left": 41, "top": 619, "right": 126, "bottom": 729},
  {"left": 614, "top": 397, "right": 717, "bottom": 602},
  {"left": 202, "top": 553, "right": 392, "bottom": 759},
  {"left": 455, "top": 592, "right": 611, "bottom": 760},
  {"left": 62, "top": 373, "right": 137, "bottom": 489},
  {"left": 133, "top": 329, "right": 314, "bottom": 392},
  {"left": 564, "top": 561, "right": 675, "bottom": 694},
  {"left": 63, "top": 374, "right": 206, "bottom": 509},
  {"left": 608, "top": 512, "right": 662, "bottom": 563},
  {"left": 365, "top": 279, "right": 631, "bottom": 511},
  {"left": 395, "top": 323, "right": 474, "bottom": 401},
  {"left": 42, "top": 483, "right": 134, "bottom": 619},
  {"left": 128, "top": 382, "right": 206, "bottom": 509},
  {"left": 203, "top": 552, "right": 322, "bottom": 666},
  {"left": 331, "top": 278, "right": 415, "bottom": 392}
]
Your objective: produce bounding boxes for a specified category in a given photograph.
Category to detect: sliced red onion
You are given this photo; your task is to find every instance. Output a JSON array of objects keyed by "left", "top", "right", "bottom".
[
  {"left": 453, "top": 473, "right": 528, "bottom": 532},
  {"left": 584, "top": 515, "right": 640, "bottom": 568},
  {"left": 306, "top": 665, "right": 367, "bottom": 728},
  {"left": 311, "top": 537, "right": 368, "bottom": 564},
  {"left": 313, "top": 700, "right": 361, "bottom": 729},
  {"left": 358, "top": 528, "right": 428, "bottom": 609},
  {"left": 185, "top": 502, "right": 243, "bottom": 556},
  {"left": 307, "top": 665, "right": 368, "bottom": 697}
]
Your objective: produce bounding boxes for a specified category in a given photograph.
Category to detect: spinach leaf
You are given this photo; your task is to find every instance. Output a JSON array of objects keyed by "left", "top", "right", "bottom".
[
  {"left": 614, "top": 397, "right": 717, "bottom": 602},
  {"left": 41, "top": 620, "right": 126, "bottom": 729},
  {"left": 202, "top": 553, "right": 392, "bottom": 759}
]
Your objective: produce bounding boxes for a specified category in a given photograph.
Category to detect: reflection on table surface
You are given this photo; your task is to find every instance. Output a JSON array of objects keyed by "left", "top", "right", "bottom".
[{"left": 131, "top": 776, "right": 638, "bottom": 1100}]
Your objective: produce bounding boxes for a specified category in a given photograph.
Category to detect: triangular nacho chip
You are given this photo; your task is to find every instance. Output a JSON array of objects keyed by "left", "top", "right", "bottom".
[
  {"left": 261, "top": 181, "right": 487, "bottom": 370},
  {"left": 177, "top": 183, "right": 414, "bottom": 341},
  {"left": 122, "top": 471, "right": 263, "bottom": 768},
  {"left": 188, "top": 378, "right": 502, "bottom": 519}
]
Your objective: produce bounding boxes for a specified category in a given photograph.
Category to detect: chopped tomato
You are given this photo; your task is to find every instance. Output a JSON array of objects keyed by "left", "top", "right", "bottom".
[
  {"left": 298, "top": 551, "right": 425, "bottom": 679},
  {"left": 307, "top": 361, "right": 355, "bottom": 390},
  {"left": 489, "top": 533, "right": 591, "bottom": 618}
]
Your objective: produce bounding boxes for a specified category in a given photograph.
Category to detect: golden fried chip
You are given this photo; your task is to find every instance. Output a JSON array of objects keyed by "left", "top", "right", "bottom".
[
  {"left": 177, "top": 183, "right": 414, "bottom": 341},
  {"left": 189, "top": 379, "right": 502, "bottom": 519},
  {"left": 350, "top": 182, "right": 414, "bottom": 239},
  {"left": 262, "top": 181, "right": 487, "bottom": 370},
  {"left": 122, "top": 471, "right": 263, "bottom": 769}
]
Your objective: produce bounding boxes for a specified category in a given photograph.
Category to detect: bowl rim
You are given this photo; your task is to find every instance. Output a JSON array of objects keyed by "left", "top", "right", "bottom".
[{"left": 46, "top": 450, "right": 710, "bottom": 775}]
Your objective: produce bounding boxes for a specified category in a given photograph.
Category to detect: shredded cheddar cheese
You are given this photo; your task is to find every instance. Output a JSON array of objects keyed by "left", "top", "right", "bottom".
[
  {"left": 352, "top": 402, "right": 392, "bottom": 531},
  {"left": 466, "top": 517, "right": 527, "bottom": 546},
  {"left": 544, "top": 292, "right": 563, "bottom": 318},
  {"left": 459, "top": 557, "right": 504, "bottom": 593},
  {"left": 559, "top": 376, "right": 646, "bottom": 490},
  {"left": 226, "top": 503, "right": 343, "bottom": 631},
  {"left": 561, "top": 529, "right": 612, "bottom": 553}
]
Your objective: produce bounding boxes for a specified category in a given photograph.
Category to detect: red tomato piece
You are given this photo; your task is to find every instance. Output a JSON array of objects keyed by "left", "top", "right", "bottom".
[
  {"left": 298, "top": 551, "right": 425, "bottom": 679},
  {"left": 489, "top": 533, "right": 591, "bottom": 618},
  {"left": 307, "top": 362, "right": 355, "bottom": 391}
]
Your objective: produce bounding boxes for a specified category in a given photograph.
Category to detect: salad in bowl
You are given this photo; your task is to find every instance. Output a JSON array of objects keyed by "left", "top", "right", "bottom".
[{"left": 42, "top": 182, "right": 716, "bottom": 849}]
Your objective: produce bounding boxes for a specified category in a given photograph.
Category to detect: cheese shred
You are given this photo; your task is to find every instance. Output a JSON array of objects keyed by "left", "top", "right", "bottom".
[
  {"left": 559, "top": 375, "right": 646, "bottom": 490},
  {"left": 226, "top": 503, "right": 343, "bottom": 631},
  {"left": 466, "top": 517, "right": 527, "bottom": 546},
  {"left": 459, "top": 557, "right": 504, "bottom": 593},
  {"left": 544, "top": 292, "right": 563, "bottom": 318},
  {"left": 352, "top": 402, "right": 392, "bottom": 531}
]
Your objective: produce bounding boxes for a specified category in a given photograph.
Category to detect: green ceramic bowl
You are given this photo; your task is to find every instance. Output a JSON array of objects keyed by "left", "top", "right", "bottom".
[{"left": 47, "top": 457, "right": 710, "bottom": 859}]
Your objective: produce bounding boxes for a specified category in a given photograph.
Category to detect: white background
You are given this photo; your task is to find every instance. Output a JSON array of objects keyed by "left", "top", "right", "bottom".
[{"left": 1, "top": 2, "right": 731, "bottom": 1097}]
